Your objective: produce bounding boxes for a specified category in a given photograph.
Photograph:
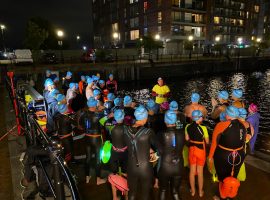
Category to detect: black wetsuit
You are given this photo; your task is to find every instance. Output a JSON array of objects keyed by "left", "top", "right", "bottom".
[
  {"left": 214, "top": 119, "right": 246, "bottom": 181},
  {"left": 124, "top": 107, "right": 135, "bottom": 126},
  {"left": 79, "top": 110, "right": 103, "bottom": 177},
  {"left": 44, "top": 90, "right": 58, "bottom": 134},
  {"left": 124, "top": 126, "right": 159, "bottom": 200},
  {"left": 110, "top": 124, "right": 128, "bottom": 173},
  {"left": 158, "top": 126, "right": 185, "bottom": 200},
  {"left": 53, "top": 113, "right": 75, "bottom": 161}
]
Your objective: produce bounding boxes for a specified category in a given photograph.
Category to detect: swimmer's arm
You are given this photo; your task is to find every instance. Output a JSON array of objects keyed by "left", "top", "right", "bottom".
[
  {"left": 150, "top": 129, "right": 162, "bottom": 154},
  {"left": 209, "top": 122, "right": 228, "bottom": 158},
  {"left": 210, "top": 107, "right": 222, "bottom": 119},
  {"left": 184, "top": 124, "right": 190, "bottom": 141}
]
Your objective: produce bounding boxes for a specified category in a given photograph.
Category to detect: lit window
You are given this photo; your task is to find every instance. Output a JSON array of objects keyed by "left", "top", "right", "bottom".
[
  {"left": 254, "top": 5, "right": 259, "bottom": 13},
  {"left": 214, "top": 17, "right": 220, "bottom": 24},
  {"left": 130, "top": 30, "right": 139, "bottom": 40},
  {"left": 247, "top": 12, "right": 249, "bottom": 19},
  {"left": 239, "top": 20, "right": 243, "bottom": 26},
  {"left": 130, "top": 0, "right": 138, "bottom": 4},
  {"left": 144, "top": 1, "right": 148, "bottom": 13},
  {"left": 158, "top": 12, "right": 162, "bottom": 24}
]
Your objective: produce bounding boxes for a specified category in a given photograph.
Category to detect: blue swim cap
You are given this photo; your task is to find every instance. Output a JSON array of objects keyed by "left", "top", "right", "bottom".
[
  {"left": 218, "top": 90, "right": 229, "bottom": 100},
  {"left": 44, "top": 78, "right": 54, "bottom": 87},
  {"left": 75, "top": 83, "right": 79, "bottom": 89},
  {"left": 92, "top": 75, "right": 99, "bottom": 81},
  {"left": 219, "top": 112, "right": 227, "bottom": 122},
  {"left": 93, "top": 89, "right": 101, "bottom": 97},
  {"left": 169, "top": 101, "right": 178, "bottom": 111},
  {"left": 53, "top": 77, "right": 59, "bottom": 82},
  {"left": 238, "top": 108, "right": 247, "bottom": 119},
  {"left": 134, "top": 105, "right": 148, "bottom": 121},
  {"left": 87, "top": 77, "right": 93, "bottom": 84},
  {"left": 124, "top": 95, "right": 132, "bottom": 106},
  {"left": 58, "top": 104, "right": 68, "bottom": 114},
  {"left": 56, "top": 94, "right": 65, "bottom": 102},
  {"left": 109, "top": 74, "right": 113, "bottom": 78},
  {"left": 147, "top": 99, "right": 155, "bottom": 110},
  {"left": 114, "top": 97, "right": 122, "bottom": 106},
  {"left": 192, "top": 110, "right": 203, "bottom": 121},
  {"left": 49, "top": 89, "right": 59, "bottom": 98},
  {"left": 87, "top": 97, "right": 98, "bottom": 107},
  {"left": 107, "top": 93, "right": 115, "bottom": 101},
  {"left": 69, "top": 83, "right": 75, "bottom": 89},
  {"left": 66, "top": 71, "right": 72, "bottom": 77},
  {"left": 99, "top": 80, "right": 105, "bottom": 85},
  {"left": 114, "top": 109, "right": 125, "bottom": 122},
  {"left": 165, "top": 110, "right": 177, "bottom": 124},
  {"left": 226, "top": 106, "right": 239, "bottom": 118},
  {"left": 232, "top": 89, "right": 243, "bottom": 99},
  {"left": 191, "top": 93, "right": 200, "bottom": 103},
  {"left": 85, "top": 76, "right": 90, "bottom": 80},
  {"left": 81, "top": 75, "right": 86, "bottom": 81}
]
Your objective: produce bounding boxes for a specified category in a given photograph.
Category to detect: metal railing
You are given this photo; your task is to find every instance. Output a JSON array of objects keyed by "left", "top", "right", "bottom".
[{"left": 5, "top": 74, "right": 81, "bottom": 200}]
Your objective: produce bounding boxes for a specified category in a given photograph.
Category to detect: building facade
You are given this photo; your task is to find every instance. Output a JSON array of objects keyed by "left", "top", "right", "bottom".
[{"left": 92, "top": 0, "right": 266, "bottom": 53}]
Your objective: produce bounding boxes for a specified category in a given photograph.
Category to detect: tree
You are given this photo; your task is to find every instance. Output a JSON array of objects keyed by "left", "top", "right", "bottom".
[{"left": 24, "top": 21, "right": 48, "bottom": 50}]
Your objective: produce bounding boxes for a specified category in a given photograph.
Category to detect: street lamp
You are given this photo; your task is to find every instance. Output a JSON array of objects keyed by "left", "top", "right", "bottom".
[
  {"left": 76, "top": 35, "right": 80, "bottom": 40},
  {"left": 237, "top": 37, "right": 243, "bottom": 70},
  {"left": 155, "top": 34, "right": 161, "bottom": 60},
  {"left": 0, "top": 24, "right": 6, "bottom": 52},
  {"left": 188, "top": 35, "right": 194, "bottom": 59},
  {"left": 112, "top": 32, "right": 119, "bottom": 62},
  {"left": 56, "top": 30, "right": 64, "bottom": 63},
  {"left": 215, "top": 36, "right": 221, "bottom": 43}
]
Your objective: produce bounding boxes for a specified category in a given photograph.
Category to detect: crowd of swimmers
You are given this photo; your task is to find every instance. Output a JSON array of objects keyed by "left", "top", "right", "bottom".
[{"left": 21, "top": 70, "right": 260, "bottom": 200}]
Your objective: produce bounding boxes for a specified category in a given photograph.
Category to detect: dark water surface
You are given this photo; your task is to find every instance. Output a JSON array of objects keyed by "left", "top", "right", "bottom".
[{"left": 118, "top": 70, "right": 270, "bottom": 155}]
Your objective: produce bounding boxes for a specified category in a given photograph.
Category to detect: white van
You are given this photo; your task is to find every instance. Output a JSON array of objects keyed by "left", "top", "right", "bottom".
[{"left": 13, "top": 49, "right": 33, "bottom": 64}]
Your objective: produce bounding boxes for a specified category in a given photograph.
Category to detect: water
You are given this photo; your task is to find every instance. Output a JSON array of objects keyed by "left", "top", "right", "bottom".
[{"left": 118, "top": 70, "right": 270, "bottom": 155}]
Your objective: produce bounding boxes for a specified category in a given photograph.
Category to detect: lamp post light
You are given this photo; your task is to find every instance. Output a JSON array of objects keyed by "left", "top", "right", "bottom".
[
  {"left": 188, "top": 35, "right": 194, "bottom": 59},
  {"left": 0, "top": 24, "right": 6, "bottom": 52},
  {"left": 57, "top": 30, "right": 64, "bottom": 63},
  {"left": 112, "top": 32, "right": 119, "bottom": 62},
  {"left": 237, "top": 37, "right": 243, "bottom": 70},
  {"left": 155, "top": 34, "right": 161, "bottom": 60}
]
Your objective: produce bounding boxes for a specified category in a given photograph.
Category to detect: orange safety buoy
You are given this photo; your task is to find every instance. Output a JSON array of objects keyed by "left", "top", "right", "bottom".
[{"left": 219, "top": 177, "right": 240, "bottom": 199}]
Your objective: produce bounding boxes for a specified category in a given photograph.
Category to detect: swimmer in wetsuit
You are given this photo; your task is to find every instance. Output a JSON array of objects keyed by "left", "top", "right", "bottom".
[
  {"left": 109, "top": 109, "right": 128, "bottom": 200},
  {"left": 231, "top": 89, "right": 245, "bottom": 108},
  {"left": 158, "top": 110, "right": 185, "bottom": 200},
  {"left": 106, "top": 74, "right": 118, "bottom": 94},
  {"left": 184, "top": 93, "right": 207, "bottom": 122},
  {"left": 124, "top": 105, "right": 160, "bottom": 200},
  {"left": 208, "top": 106, "right": 249, "bottom": 200},
  {"left": 53, "top": 103, "right": 76, "bottom": 162},
  {"left": 211, "top": 90, "right": 230, "bottom": 121},
  {"left": 185, "top": 110, "right": 209, "bottom": 197},
  {"left": 78, "top": 97, "right": 106, "bottom": 185},
  {"left": 123, "top": 95, "right": 135, "bottom": 126}
]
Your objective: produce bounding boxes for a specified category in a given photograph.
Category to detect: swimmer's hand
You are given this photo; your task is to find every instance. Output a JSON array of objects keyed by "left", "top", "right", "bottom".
[{"left": 211, "top": 98, "right": 218, "bottom": 108}]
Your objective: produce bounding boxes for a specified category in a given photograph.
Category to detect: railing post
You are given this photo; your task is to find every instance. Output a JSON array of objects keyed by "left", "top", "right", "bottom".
[{"left": 50, "top": 140, "right": 65, "bottom": 200}]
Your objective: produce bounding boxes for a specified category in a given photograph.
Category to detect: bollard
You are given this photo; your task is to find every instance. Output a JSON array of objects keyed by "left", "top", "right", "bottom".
[{"left": 50, "top": 140, "right": 65, "bottom": 200}]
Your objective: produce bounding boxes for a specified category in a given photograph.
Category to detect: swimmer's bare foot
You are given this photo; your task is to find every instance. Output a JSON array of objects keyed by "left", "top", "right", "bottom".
[
  {"left": 213, "top": 195, "right": 220, "bottom": 200},
  {"left": 190, "top": 189, "right": 195, "bottom": 197},
  {"left": 96, "top": 177, "right": 106, "bottom": 185},
  {"left": 85, "top": 176, "right": 91, "bottom": 184},
  {"left": 199, "top": 190, "right": 204, "bottom": 198},
  {"left": 153, "top": 178, "right": 159, "bottom": 189}
]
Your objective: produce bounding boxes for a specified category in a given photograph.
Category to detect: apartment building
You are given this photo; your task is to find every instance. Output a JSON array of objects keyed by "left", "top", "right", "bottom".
[{"left": 92, "top": 0, "right": 266, "bottom": 52}]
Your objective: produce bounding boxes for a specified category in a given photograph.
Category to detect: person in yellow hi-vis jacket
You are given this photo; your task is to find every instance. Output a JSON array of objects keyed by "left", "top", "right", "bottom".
[{"left": 151, "top": 77, "right": 170, "bottom": 104}]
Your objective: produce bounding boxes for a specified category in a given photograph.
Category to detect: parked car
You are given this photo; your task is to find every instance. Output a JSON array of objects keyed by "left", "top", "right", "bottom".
[
  {"left": 80, "top": 49, "right": 96, "bottom": 63},
  {"left": 13, "top": 49, "right": 33, "bottom": 64},
  {"left": 41, "top": 53, "right": 57, "bottom": 64},
  {"left": 0, "top": 51, "right": 12, "bottom": 65}
]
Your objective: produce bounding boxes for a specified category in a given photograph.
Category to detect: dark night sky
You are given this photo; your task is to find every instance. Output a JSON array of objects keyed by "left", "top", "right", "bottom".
[{"left": 0, "top": 0, "right": 91, "bottom": 49}]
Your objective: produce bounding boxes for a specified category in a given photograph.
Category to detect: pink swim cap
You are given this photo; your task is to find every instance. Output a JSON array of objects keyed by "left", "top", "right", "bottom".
[
  {"left": 249, "top": 103, "right": 258, "bottom": 113},
  {"left": 160, "top": 101, "right": 170, "bottom": 110}
]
